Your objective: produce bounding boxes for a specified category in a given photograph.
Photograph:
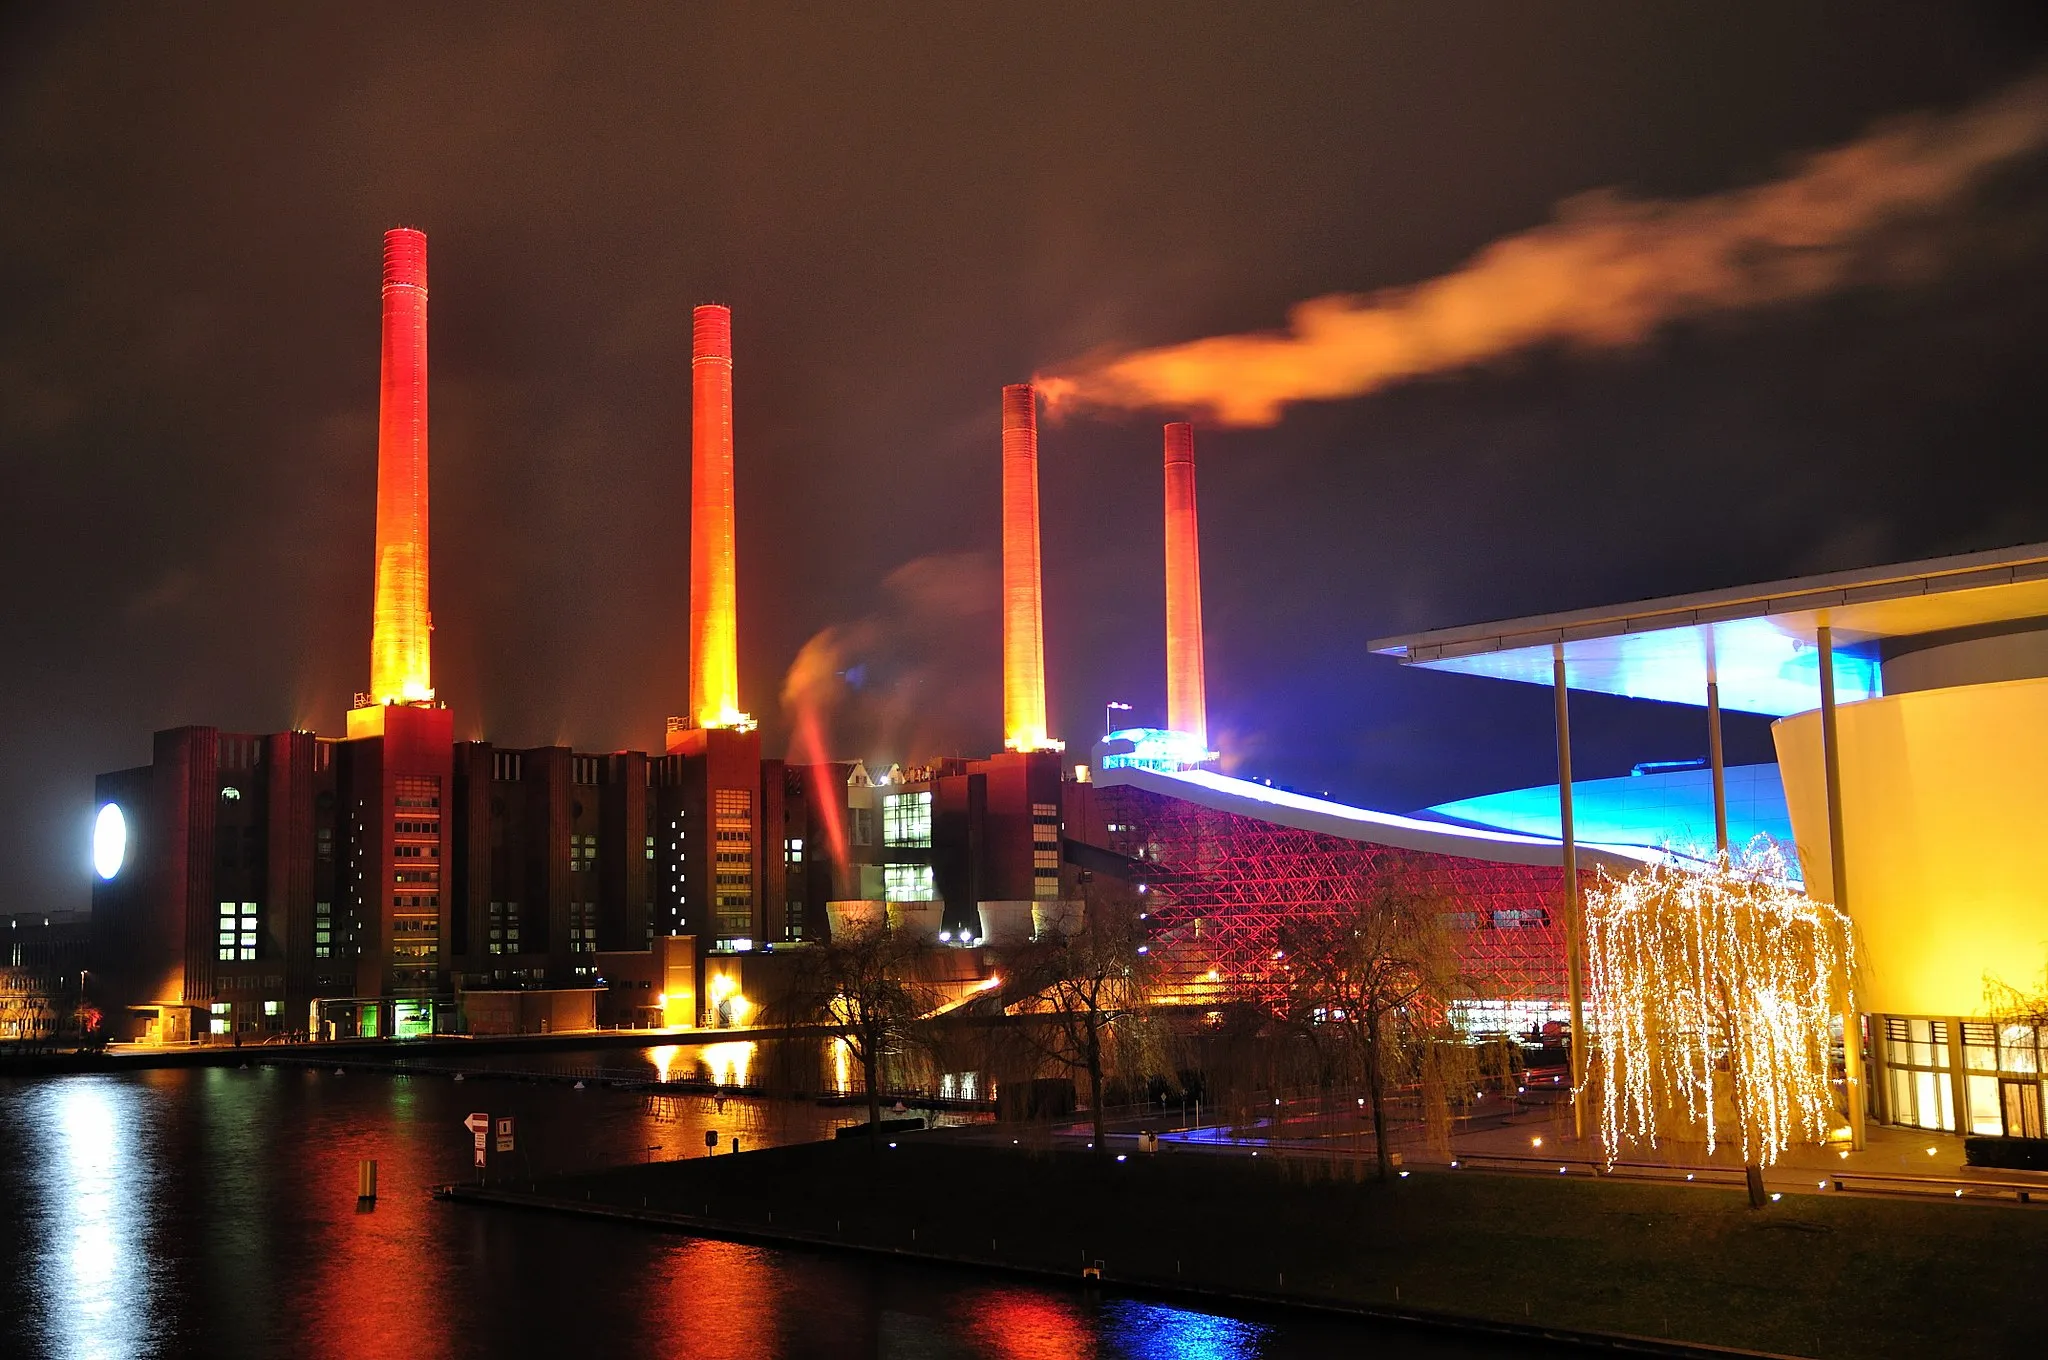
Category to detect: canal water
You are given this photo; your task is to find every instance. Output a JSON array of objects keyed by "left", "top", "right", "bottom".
[{"left": 0, "top": 1044, "right": 1556, "bottom": 1359}]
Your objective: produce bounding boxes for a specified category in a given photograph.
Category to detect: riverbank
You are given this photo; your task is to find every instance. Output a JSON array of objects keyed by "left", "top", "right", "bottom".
[
  {"left": 443, "top": 1135, "right": 2046, "bottom": 1358},
  {"left": 0, "top": 1025, "right": 796, "bottom": 1075}
]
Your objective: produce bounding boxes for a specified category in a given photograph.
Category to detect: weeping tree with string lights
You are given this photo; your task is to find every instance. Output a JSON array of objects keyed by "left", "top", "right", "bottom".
[{"left": 1583, "top": 842, "right": 1855, "bottom": 1207}]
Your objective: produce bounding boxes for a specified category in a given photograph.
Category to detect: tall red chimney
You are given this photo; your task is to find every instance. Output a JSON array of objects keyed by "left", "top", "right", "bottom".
[
  {"left": 1163, "top": 422, "right": 1207, "bottom": 749},
  {"left": 360, "top": 227, "right": 433, "bottom": 730},
  {"left": 1002, "top": 384, "right": 1056, "bottom": 752},
  {"left": 688, "top": 303, "right": 748, "bottom": 732}
]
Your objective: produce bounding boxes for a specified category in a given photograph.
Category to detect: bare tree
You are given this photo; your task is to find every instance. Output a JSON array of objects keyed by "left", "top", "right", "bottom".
[
  {"left": 1279, "top": 873, "right": 1473, "bottom": 1180},
  {"left": 1001, "top": 883, "right": 1155, "bottom": 1152},
  {"left": 788, "top": 923, "right": 936, "bottom": 1145}
]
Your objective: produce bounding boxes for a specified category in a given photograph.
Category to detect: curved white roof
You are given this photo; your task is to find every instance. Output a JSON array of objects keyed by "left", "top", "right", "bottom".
[{"left": 1097, "top": 765, "right": 1660, "bottom": 873}]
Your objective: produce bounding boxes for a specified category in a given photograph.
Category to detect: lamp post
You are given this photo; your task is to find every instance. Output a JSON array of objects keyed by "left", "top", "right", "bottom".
[{"left": 1104, "top": 700, "right": 1132, "bottom": 738}]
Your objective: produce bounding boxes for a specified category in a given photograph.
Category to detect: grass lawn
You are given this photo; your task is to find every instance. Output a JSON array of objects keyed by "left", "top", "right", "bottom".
[{"left": 521, "top": 1137, "right": 2041, "bottom": 1358}]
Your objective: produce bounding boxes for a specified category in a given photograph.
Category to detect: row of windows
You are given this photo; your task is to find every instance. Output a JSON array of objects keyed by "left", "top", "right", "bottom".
[{"left": 1883, "top": 1016, "right": 2048, "bottom": 1137}]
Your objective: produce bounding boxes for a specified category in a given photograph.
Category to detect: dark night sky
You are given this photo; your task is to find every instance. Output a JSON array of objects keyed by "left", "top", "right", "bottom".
[{"left": 5, "top": 4, "right": 2048, "bottom": 912}]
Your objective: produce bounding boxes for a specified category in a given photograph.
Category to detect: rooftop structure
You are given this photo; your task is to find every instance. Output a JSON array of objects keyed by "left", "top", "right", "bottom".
[
  {"left": 1369, "top": 541, "right": 2048, "bottom": 714},
  {"left": 1429, "top": 761, "right": 1796, "bottom": 870}
]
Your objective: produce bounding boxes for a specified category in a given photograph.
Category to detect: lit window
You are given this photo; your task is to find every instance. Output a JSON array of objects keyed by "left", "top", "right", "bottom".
[
  {"left": 883, "top": 791, "right": 932, "bottom": 848},
  {"left": 884, "top": 864, "right": 935, "bottom": 902}
]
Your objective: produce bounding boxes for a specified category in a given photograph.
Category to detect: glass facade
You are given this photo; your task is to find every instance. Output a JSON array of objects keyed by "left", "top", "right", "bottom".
[
  {"left": 1880, "top": 1014, "right": 2048, "bottom": 1137},
  {"left": 882, "top": 791, "right": 932, "bottom": 848},
  {"left": 884, "top": 864, "right": 935, "bottom": 902}
]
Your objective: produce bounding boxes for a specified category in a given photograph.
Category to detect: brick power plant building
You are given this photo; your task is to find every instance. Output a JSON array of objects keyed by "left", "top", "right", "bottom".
[
  {"left": 87, "top": 230, "right": 1113, "bottom": 1043},
  {"left": 89, "top": 226, "right": 1630, "bottom": 1051}
]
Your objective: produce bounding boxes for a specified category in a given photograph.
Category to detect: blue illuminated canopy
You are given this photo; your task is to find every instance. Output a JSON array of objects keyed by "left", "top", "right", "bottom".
[{"left": 1369, "top": 542, "right": 2048, "bottom": 716}]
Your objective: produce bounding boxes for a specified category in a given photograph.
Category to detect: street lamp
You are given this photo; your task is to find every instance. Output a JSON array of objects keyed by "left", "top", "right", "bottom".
[{"left": 1104, "top": 700, "right": 1132, "bottom": 738}]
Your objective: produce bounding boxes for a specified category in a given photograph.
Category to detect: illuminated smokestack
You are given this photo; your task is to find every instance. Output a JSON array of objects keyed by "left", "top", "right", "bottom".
[
  {"left": 367, "top": 227, "right": 433, "bottom": 707},
  {"left": 1002, "top": 384, "right": 1058, "bottom": 752},
  {"left": 689, "top": 304, "right": 750, "bottom": 730},
  {"left": 1163, "top": 422, "right": 1207, "bottom": 749}
]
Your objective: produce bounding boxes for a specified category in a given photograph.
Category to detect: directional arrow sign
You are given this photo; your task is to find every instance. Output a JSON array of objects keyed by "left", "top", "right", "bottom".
[{"left": 463, "top": 1112, "right": 490, "bottom": 1135}]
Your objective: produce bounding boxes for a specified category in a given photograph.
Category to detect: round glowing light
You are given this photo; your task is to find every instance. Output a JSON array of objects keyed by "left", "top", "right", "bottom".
[{"left": 93, "top": 804, "right": 126, "bottom": 880}]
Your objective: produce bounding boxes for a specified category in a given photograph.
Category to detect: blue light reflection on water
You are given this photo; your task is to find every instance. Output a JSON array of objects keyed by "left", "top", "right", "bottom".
[{"left": 1099, "top": 1299, "right": 1271, "bottom": 1360}]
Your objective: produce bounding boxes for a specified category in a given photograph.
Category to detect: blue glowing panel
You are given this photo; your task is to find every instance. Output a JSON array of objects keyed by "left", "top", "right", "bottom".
[
  {"left": 1429, "top": 762, "right": 1799, "bottom": 878},
  {"left": 1416, "top": 618, "right": 1883, "bottom": 716},
  {"left": 1099, "top": 727, "right": 1218, "bottom": 773}
]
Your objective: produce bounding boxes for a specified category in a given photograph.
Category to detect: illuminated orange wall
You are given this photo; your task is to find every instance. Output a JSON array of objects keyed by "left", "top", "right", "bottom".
[
  {"left": 1163, "top": 422, "right": 1206, "bottom": 746},
  {"left": 368, "top": 228, "right": 433, "bottom": 707},
  {"left": 690, "top": 304, "right": 744, "bottom": 729},
  {"left": 1775, "top": 675, "right": 2048, "bottom": 1017},
  {"left": 1001, "top": 384, "right": 1053, "bottom": 751}
]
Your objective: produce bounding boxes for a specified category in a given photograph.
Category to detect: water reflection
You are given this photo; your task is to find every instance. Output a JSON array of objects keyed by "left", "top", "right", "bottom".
[
  {"left": 700, "top": 1040, "right": 753, "bottom": 1088},
  {"left": 41, "top": 1078, "right": 151, "bottom": 1360},
  {"left": 1100, "top": 1300, "right": 1272, "bottom": 1360},
  {"left": 957, "top": 1286, "right": 1098, "bottom": 1359},
  {"left": 0, "top": 1067, "right": 1528, "bottom": 1359}
]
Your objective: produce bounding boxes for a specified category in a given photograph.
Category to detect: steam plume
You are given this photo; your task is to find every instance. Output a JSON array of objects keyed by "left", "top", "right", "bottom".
[
  {"left": 781, "top": 551, "right": 1000, "bottom": 764},
  {"left": 1040, "top": 71, "right": 2048, "bottom": 427}
]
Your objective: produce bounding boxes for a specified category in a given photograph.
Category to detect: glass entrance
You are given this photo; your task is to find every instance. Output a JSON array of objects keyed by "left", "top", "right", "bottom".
[{"left": 2000, "top": 1078, "right": 2044, "bottom": 1138}]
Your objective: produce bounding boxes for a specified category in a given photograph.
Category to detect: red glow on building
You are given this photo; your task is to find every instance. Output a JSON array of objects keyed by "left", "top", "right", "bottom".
[
  {"left": 689, "top": 303, "right": 748, "bottom": 732},
  {"left": 790, "top": 703, "right": 850, "bottom": 875},
  {"left": 366, "top": 227, "right": 433, "bottom": 712},
  {"left": 1163, "top": 422, "right": 1206, "bottom": 749},
  {"left": 1002, "top": 383, "right": 1057, "bottom": 752},
  {"left": 1101, "top": 785, "right": 1579, "bottom": 1006}
]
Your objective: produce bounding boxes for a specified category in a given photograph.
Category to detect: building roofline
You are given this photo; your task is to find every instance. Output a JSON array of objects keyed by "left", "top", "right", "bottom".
[
  {"left": 1369, "top": 541, "right": 2048, "bottom": 664},
  {"left": 1097, "top": 765, "right": 1660, "bottom": 873}
]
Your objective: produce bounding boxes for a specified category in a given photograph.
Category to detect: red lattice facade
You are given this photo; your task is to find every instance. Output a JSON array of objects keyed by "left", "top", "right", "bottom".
[{"left": 1099, "top": 785, "right": 1590, "bottom": 1009}]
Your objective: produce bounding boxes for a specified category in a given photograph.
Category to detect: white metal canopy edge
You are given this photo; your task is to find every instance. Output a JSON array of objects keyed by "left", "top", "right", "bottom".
[{"left": 1366, "top": 541, "right": 2048, "bottom": 716}]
